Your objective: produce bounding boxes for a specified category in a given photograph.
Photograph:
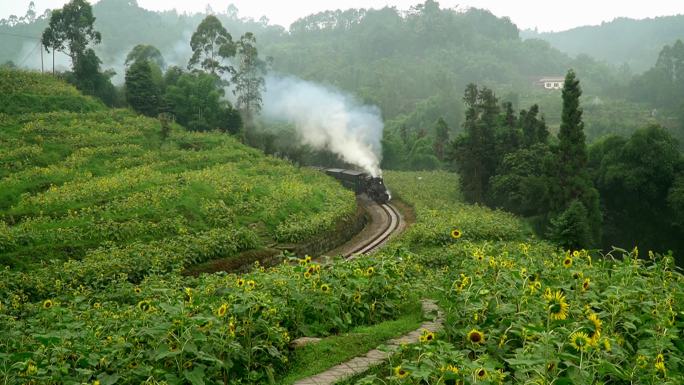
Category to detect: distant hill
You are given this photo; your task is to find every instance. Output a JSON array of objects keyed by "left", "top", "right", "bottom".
[{"left": 522, "top": 15, "right": 684, "bottom": 73}]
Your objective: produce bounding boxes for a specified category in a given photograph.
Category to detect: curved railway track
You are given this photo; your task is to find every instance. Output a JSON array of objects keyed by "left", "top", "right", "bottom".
[{"left": 344, "top": 203, "right": 401, "bottom": 259}]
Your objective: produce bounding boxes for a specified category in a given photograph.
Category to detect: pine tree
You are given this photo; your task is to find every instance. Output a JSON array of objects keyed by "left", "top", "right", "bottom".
[{"left": 551, "top": 70, "right": 602, "bottom": 247}]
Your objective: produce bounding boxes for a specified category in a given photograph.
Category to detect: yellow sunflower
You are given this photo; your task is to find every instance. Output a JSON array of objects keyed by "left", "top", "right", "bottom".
[
  {"left": 353, "top": 292, "right": 362, "bottom": 303},
  {"left": 655, "top": 353, "right": 665, "bottom": 372},
  {"left": 394, "top": 365, "right": 410, "bottom": 378},
  {"left": 475, "top": 368, "right": 488, "bottom": 380},
  {"left": 303, "top": 271, "right": 312, "bottom": 279},
  {"left": 587, "top": 312, "right": 602, "bottom": 344},
  {"left": 547, "top": 290, "right": 569, "bottom": 321},
  {"left": 216, "top": 303, "right": 228, "bottom": 317},
  {"left": 246, "top": 280, "right": 256, "bottom": 290},
  {"left": 320, "top": 284, "right": 331, "bottom": 293},
  {"left": 304, "top": 255, "right": 312, "bottom": 263},
  {"left": 137, "top": 300, "right": 152, "bottom": 312},
  {"left": 582, "top": 278, "right": 590, "bottom": 292},
  {"left": 569, "top": 331, "right": 591, "bottom": 352},
  {"left": 563, "top": 256, "right": 573, "bottom": 268},
  {"left": 42, "top": 299, "right": 54, "bottom": 309},
  {"left": 420, "top": 329, "right": 435, "bottom": 343},
  {"left": 366, "top": 266, "right": 375, "bottom": 276},
  {"left": 236, "top": 278, "right": 245, "bottom": 288},
  {"left": 134, "top": 287, "right": 142, "bottom": 294},
  {"left": 451, "top": 229, "right": 462, "bottom": 239},
  {"left": 467, "top": 329, "right": 485, "bottom": 344}
]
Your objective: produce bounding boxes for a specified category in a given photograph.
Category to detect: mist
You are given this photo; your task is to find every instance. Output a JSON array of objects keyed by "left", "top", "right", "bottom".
[{"left": 260, "top": 75, "right": 384, "bottom": 176}]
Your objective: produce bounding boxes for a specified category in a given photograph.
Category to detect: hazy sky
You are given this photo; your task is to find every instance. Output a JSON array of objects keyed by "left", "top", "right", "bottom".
[{"left": 2, "top": 0, "right": 683, "bottom": 32}]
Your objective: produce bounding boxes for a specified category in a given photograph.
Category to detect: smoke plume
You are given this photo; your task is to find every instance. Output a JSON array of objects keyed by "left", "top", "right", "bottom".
[{"left": 261, "top": 75, "right": 384, "bottom": 176}]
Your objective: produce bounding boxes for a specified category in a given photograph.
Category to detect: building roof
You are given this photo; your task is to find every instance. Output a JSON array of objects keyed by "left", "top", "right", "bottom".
[{"left": 538, "top": 77, "right": 565, "bottom": 82}]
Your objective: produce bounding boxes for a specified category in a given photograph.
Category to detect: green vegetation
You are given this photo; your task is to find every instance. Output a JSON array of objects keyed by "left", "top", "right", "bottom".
[
  {"left": 0, "top": 70, "right": 355, "bottom": 275},
  {"left": 352, "top": 171, "right": 684, "bottom": 384},
  {"left": 0, "top": 68, "right": 103, "bottom": 113}
]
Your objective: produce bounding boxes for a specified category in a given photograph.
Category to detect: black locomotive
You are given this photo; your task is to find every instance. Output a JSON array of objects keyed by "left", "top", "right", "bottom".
[{"left": 319, "top": 168, "right": 391, "bottom": 204}]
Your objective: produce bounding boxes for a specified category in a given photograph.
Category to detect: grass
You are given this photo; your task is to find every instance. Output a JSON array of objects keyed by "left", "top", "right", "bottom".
[{"left": 278, "top": 300, "right": 425, "bottom": 385}]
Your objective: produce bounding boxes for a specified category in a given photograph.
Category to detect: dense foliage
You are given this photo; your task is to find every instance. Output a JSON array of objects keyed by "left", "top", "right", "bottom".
[{"left": 348, "top": 171, "right": 684, "bottom": 385}]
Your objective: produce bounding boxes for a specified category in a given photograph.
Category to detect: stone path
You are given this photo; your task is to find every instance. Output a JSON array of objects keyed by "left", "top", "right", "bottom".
[{"left": 293, "top": 299, "right": 444, "bottom": 385}]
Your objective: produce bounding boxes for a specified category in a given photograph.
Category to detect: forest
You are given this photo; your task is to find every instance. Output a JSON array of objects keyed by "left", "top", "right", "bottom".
[{"left": 0, "top": 1, "right": 683, "bottom": 384}]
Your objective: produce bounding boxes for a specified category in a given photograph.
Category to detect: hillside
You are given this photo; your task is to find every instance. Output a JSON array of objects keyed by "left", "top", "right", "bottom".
[
  {"left": 0, "top": 70, "right": 356, "bottom": 275},
  {"left": 0, "top": 69, "right": 103, "bottom": 113},
  {"left": 523, "top": 15, "right": 684, "bottom": 73}
]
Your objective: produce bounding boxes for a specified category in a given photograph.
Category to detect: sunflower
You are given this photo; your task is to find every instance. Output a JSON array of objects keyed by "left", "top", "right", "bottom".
[
  {"left": 42, "top": 299, "right": 54, "bottom": 309},
  {"left": 467, "top": 329, "right": 485, "bottom": 344},
  {"left": 134, "top": 287, "right": 142, "bottom": 294},
  {"left": 547, "top": 290, "right": 569, "bottom": 321},
  {"left": 137, "top": 300, "right": 152, "bottom": 312},
  {"left": 572, "top": 250, "right": 580, "bottom": 258},
  {"left": 475, "top": 368, "right": 487, "bottom": 380},
  {"left": 587, "top": 313, "right": 602, "bottom": 344},
  {"left": 569, "top": 331, "right": 591, "bottom": 352},
  {"left": 450, "top": 229, "right": 462, "bottom": 239},
  {"left": 304, "top": 255, "right": 312, "bottom": 263},
  {"left": 320, "top": 284, "right": 331, "bottom": 293},
  {"left": 582, "top": 278, "right": 590, "bottom": 292},
  {"left": 246, "top": 280, "right": 256, "bottom": 290},
  {"left": 366, "top": 266, "right": 375, "bottom": 276},
  {"left": 563, "top": 256, "right": 573, "bottom": 268},
  {"left": 655, "top": 353, "right": 665, "bottom": 372},
  {"left": 394, "top": 366, "right": 410, "bottom": 379},
  {"left": 353, "top": 292, "right": 362, "bottom": 303},
  {"left": 129, "top": 361, "right": 139, "bottom": 369},
  {"left": 93, "top": 302, "right": 101, "bottom": 309},
  {"left": 303, "top": 271, "right": 312, "bottom": 279},
  {"left": 307, "top": 266, "right": 316, "bottom": 275},
  {"left": 236, "top": 278, "right": 245, "bottom": 288},
  {"left": 602, "top": 338, "right": 612, "bottom": 352},
  {"left": 216, "top": 303, "right": 228, "bottom": 317},
  {"left": 441, "top": 364, "right": 459, "bottom": 374},
  {"left": 420, "top": 329, "right": 435, "bottom": 343}
]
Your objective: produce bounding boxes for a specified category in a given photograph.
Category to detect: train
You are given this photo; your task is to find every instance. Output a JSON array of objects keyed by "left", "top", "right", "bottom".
[{"left": 316, "top": 168, "right": 391, "bottom": 204}]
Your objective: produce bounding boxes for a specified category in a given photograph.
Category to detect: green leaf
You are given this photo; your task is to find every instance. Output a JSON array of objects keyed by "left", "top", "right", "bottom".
[{"left": 184, "top": 367, "right": 205, "bottom": 385}]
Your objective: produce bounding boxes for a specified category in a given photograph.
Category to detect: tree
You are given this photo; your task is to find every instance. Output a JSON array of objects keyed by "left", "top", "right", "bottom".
[
  {"left": 188, "top": 15, "right": 236, "bottom": 76},
  {"left": 164, "top": 70, "right": 241, "bottom": 133},
  {"left": 125, "top": 44, "right": 165, "bottom": 69},
  {"left": 432, "top": 117, "right": 449, "bottom": 161},
  {"left": 448, "top": 84, "right": 498, "bottom": 203},
  {"left": 41, "top": 0, "right": 101, "bottom": 70},
  {"left": 552, "top": 69, "right": 601, "bottom": 247},
  {"left": 125, "top": 59, "right": 160, "bottom": 116},
  {"left": 591, "top": 126, "right": 682, "bottom": 255},
  {"left": 232, "top": 32, "right": 267, "bottom": 129},
  {"left": 520, "top": 104, "right": 548, "bottom": 147}
]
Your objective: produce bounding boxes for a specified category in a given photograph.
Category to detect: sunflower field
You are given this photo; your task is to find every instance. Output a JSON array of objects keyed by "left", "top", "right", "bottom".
[{"left": 348, "top": 171, "right": 684, "bottom": 385}]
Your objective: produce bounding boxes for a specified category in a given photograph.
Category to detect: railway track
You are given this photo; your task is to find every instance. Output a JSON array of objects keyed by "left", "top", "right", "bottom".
[{"left": 344, "top": 203, "right": 401, "bottom": 259}]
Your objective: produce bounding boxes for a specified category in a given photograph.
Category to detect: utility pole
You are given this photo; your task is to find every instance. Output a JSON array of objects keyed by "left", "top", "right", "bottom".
[{"left": 40, "top": 46, "right": 44, "bottom": 73}]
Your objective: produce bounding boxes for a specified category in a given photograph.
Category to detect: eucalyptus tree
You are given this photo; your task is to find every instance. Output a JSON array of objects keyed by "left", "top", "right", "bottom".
[
  {"left": 188, "top": 15, "right": 236, "bottom": 77},
  {"left": 41, "top": 0, "right": 101, "bottom": 71}
]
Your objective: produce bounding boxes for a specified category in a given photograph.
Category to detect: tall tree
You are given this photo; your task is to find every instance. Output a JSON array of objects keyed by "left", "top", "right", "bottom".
[
  {"left": 551, "top": 69, "right": 601, "bottom": 247},
  {"left": 232, "top": 32, "right": 267, "bottom": 127},
  {"left": 125, "top": 59, "right": 160, "bottom": 117},
  {"left": 448, "top": 84, "right": 499, "bottom": 203},
  {"left": 188, "top": 15, "right": 236, "bottom": 76},
  {"left": 433, "top": 117, "right": 449, "bottom": 161},
  {"left": 41, "top": 0, "right": 101, "bottom": 70},
  {"left": 125, "top": 44, "right": 165, "bottom": 69}
]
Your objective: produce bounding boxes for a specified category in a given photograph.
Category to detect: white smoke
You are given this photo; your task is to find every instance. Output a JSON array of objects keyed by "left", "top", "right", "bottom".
[{"left": 260, "top": 75, "right": 384, "bottom": 176}]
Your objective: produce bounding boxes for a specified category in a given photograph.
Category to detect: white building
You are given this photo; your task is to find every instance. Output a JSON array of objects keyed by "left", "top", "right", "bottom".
[{"left": 536, "top": 77, "right": 565, "bottom": 90}]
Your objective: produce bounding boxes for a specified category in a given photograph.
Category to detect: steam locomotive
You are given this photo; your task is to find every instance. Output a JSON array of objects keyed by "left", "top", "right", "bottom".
[{"left": 318, "top": 168, "right": 391, "bottom": 204}]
